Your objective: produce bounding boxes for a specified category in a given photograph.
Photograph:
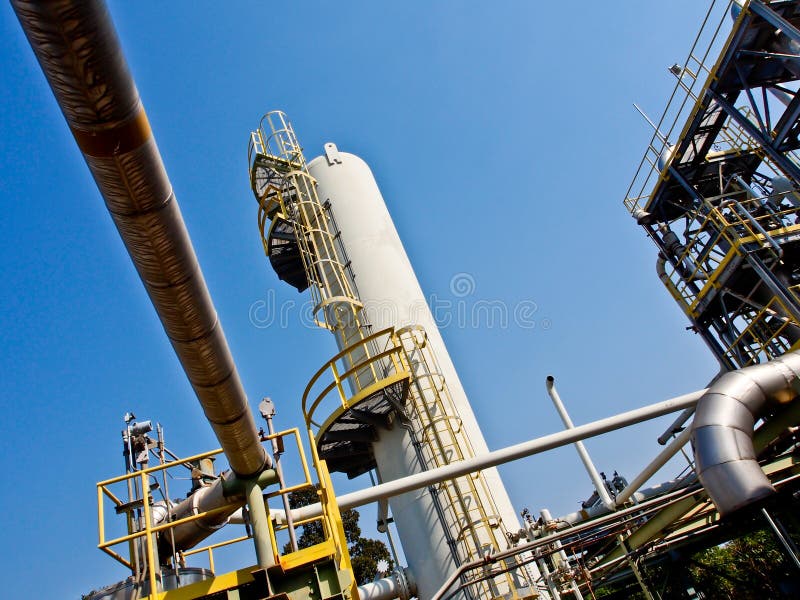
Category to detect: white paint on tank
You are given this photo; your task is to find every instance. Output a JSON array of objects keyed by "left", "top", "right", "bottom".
[
  {"left": 371, "top": 425, "right": 459, "bottom": 598},
  {"left": 308, "top": 143, "right": 530, "bottom": 596}
]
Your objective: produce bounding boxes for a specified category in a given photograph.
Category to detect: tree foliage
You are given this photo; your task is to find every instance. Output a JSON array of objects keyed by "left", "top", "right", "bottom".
[
  {"left": 687, "top": 528, "right": 799, "bottom": 599},
  {"left": 595, "top": 520, "right": 800, "bottom": 599},
  {"left": 281, "top": 485, "right": 393, "bottom": 585}
]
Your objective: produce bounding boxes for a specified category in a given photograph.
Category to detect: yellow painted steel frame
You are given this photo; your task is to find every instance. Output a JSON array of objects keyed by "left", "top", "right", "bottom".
[
  {"left": 96, "top": 426, "right": 356, "bottom": 600},
  {"left": 157, "top": 567, "right": 257, "bottom": 600},
  {"left": 658, "top": 190, "right": 800, "bottom": 312},
  {"left": 652, "top": 185, "right": 800, "bottom": 366},
  {"left": 308, "top": 436, "right": 359, "bottom": 599}
]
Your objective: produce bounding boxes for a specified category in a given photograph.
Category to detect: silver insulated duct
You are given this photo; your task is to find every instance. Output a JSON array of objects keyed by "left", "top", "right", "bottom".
[
  {"left": 12, "top": 0, "right": 267, "bottom": 477},
  {"left": 692, "top": 351, "right": 800, "bottom": 516}
]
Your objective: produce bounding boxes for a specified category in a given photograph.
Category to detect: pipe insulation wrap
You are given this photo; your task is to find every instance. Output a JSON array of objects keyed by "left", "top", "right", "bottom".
[
  {"left": 12, "top": 0, "right": 267, "bottom": 477},
  {"left": 161, "top": 475, "right": 235, "bottom": 554},
  {"left": 692, "top": 351, "right": 800, "bottom": 516}
]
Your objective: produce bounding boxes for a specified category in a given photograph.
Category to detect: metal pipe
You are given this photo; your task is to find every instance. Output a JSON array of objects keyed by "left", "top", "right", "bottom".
[
  {"left": 357, "top": 568, "right": 416, "bottom": 600},
  {"left": 692, "top": 351, "right": 800, "bottom": 516},
  {"left": 430, "top": 485, "right": 701, "bottom": 600},
  {"left": 11, "top": 0, "right": 268, "bottom": 478},
  {"left": 614, "top": 426, "right": 693, "bottom": 506},
  {"left": 535, "top": 558, "right": 562, "bottom": 600},
  {"left": 657, "top": 407, "right": 696, "bottom": 445},
  {"left": 552, "top": 476, "right": 695, "bottom": 531},
  {"left": 655, "top": 253, "right": 669, "bottom": 286},
  {"left": 633, "top": 103, "right": 670, "bottom": 146},
  {"left": 600, "top": 491, "right": 704, "bottom": 568},
  {"left": 540, "top": 509, "right": 583, "bottom": 600},
  {"left": 122, "top": 428, "right": 142, "bottom": 577},
  {"left": 245, "top": 478, "right": 275, "bottom": 570},
  {"left": 546, "top": 376, "right": 615, "bottom": 510},
  {"left": 332, "top": 387, "right": 701, "bottom": 514},
  {"left": 599, "top": 407, "right": 800, "bottom": 566},
  {"left": 159, "top": 469, "right": 277, "bottom": 556},
  {"left": 762, "top": 508, "right": 800, "bottom": 571},
  {"left": 239, "top": 388, "right": 704, "bottom": 525},
  {"left": 357, "top": 579, "right": 402, "bottom": 600},
  {"left": 259, "top": 399, "right": 297, "bottom": 551},
  {"left": 156, "top": 424, "right": 180, "bottom": 577}
]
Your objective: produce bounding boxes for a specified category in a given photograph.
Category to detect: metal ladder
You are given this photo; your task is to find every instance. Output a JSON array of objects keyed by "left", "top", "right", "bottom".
[{"left": 397, "top": 326, "right": 535, "bottom": 599}]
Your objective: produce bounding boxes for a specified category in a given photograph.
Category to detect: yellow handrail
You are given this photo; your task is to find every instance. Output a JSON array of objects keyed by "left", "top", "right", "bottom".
[
  {"left": 624, "top": 1, "right": 747, "bottom": 213},
  {"left": 95, "top": 426, "right": 349, "bottom": 595},
  {"left": 301, "top": 327, "right": 409, "bottom": 427}
]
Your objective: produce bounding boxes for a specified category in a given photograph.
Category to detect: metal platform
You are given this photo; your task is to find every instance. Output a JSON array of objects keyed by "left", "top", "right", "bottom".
[
  {"left": 626, "top": 0, "right": 800, "bottom": 370},
  {"left": 302, "top": 327, "right": 412, "bottom": 479},
  {"left": 639, "top": 0, "right": 800, "bottom": 222}
]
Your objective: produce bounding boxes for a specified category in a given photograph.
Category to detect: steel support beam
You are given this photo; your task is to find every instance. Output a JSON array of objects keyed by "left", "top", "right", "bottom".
[
  {"left": 749, "top": 1, "right": 800, "bottom": 47},
  {"left": 708, "top": 89, "right": 800, "bottom": 183}
]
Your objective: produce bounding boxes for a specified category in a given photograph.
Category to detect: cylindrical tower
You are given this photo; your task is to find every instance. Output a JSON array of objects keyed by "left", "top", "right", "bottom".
[
  {"left": 308, "top": 143, "right": 519, "bottom": 544},
  {"left": 249, "top": 114, "right": 541, "bottom": 599},
  {"left": 307, "top": 143, "right": 524, "bottom": 542}
]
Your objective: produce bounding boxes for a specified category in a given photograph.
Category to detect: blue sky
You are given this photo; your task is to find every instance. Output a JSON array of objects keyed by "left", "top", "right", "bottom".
[{"left": 0, "top": 2, "right": 723, "bottom": 597}]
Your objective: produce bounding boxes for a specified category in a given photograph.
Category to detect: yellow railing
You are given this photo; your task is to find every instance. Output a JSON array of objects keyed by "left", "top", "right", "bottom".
[
  {"left": 624, "top": 0, "right": 746, "bottom": 215},
  {"left": 302, "top": 327, "right": 409, "bottom": 429},
  {"left": 250, "top": 112, "right": 368, "bottom": 339},
  {"left": 182, "top": 535, "right": 250, "bottom": 575},
  {"left": 98, "top": 446, "right": 233, "bottom": 600},
  {"left": 249, "top": 111, "right": 306, "bottom": 170},
  {"left": 658, "top": 187, "right": 800, "bottom": 316},
  {"left": 95, "top": 427, "right": 346, "bottom": 600},
  {"left": 721, "top": 294, "right": 796, "bottom": 366},
  {"left": 300, "top": 324, "right": 536, "bottom": 597}
]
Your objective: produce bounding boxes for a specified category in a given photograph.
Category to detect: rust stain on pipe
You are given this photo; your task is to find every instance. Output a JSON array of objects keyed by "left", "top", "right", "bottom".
[{"left": 12, "top": 0, "right": 268, "bottom": 477}]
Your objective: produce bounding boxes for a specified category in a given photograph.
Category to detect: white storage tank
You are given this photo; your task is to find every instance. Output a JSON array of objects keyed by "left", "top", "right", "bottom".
[{"left": 308, "top": 143, "right": 533, "bottom": 598}]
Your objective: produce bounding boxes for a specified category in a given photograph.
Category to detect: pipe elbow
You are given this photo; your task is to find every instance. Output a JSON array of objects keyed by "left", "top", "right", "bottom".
[{"left": 692, "top": 352, "right": 800, "bottom": 516}]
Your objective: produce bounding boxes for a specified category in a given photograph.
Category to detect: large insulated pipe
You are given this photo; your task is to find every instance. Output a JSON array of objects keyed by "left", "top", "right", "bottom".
[
  {"left": 12, "top": 0, "right": 268, "bottom": 477},
  {"left": 692, "top": 351, "right": 800, "bottom": 516}
]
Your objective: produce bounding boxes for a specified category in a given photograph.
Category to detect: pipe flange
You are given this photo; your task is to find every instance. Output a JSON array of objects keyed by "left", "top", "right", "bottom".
[{"left": 394, "top": 567, "right": 416, "bottom": 600}]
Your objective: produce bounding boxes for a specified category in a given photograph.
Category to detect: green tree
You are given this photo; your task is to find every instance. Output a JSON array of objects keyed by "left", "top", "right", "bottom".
[
  {"left": 281, "top": 485, "right": 393, "bottom": 585},
  {"left": 596, "top": 520, "right": 800, "bottom": 599},
  {"left": 687, "top": 543, "right": 736, "bottom": 598},
  {"left": 349, "top": 536, "right": 393, "bottom": 586},
  {"left": 689, "top": 528, "right": 799, "bottom": 599}
]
